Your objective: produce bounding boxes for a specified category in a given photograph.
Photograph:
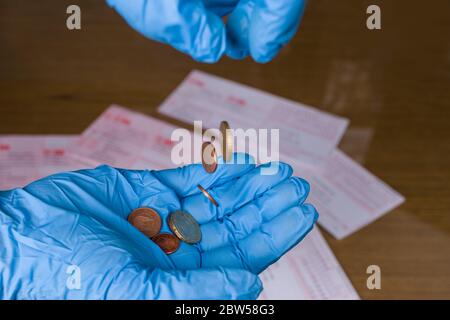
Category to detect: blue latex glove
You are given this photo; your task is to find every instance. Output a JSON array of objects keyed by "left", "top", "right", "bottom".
[
  {"left": 0, "top": 154, "right": 318, "bottom": 299},
  {"left": 106, "top": 0, "right": 306, "bottom": 63}
]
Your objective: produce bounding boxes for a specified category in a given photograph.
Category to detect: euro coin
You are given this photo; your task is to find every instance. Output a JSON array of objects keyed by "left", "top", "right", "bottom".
[
  {"left": 197, "top": 184, "right": 218, "bottom": 207},
  {"left": 220, "top": 121, "right": 233, "bottom": 162},
  {"left": 128, "top": 207, "right": 161, "bottom": 238},
  {"left": 151, "top": 233, "right": 180, "bottom": 254},
  {"left": 168, "top": 210, "right": 202, "bottom": 244},
  {"left": 201, "top": 141, "right": 218, "bottom": 173}
]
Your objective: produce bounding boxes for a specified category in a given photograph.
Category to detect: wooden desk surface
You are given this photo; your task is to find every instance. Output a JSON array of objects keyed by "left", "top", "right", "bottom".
[{"left": 1, "top": 0, "right": 449, "bottom": 299}]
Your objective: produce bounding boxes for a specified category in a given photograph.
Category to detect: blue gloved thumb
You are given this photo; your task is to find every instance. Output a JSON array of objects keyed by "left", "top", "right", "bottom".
[
  {"left": 227, "top": 0, "right": 306, "bottom": 63},
  {"left": 250, "top": 0, "right": 306, "bottom": 62},
  {"left": 110, "top": 266, "right": 263, "bottom": 299}
]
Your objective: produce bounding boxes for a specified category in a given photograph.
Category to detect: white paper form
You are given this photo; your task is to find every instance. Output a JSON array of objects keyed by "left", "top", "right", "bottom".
[
  {"left": 292, "top": 149, "right": 405, "bottom": 239},
  {"left": 158, "top": 70, "right": 349, "bottom": 167},
  {"left": 259, "top": 227, "right": 359, "bottom": 300},
  {"left": 0, "top": 135, "right": 85, "bottom": 190},
  {"left": 67, "top": 105, "right": 187, "bottom": 170}
]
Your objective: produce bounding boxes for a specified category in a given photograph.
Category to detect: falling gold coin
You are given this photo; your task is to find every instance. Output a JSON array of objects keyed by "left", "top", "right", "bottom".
[
  {"left": 220, "top": 121, "right": 233, "bottom": 163},
  {"left": 201, "top": 141, "right": 218, "bottom": 173},
  {"left": 197, "top": 184, "right": 219, "bottom": 207}
]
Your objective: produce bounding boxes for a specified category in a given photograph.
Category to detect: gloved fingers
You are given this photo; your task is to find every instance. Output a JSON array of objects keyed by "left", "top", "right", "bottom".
[
  {"left": 225, "top": 0, "right": 254, "bottom": 60},
  {"left": 154, "top": 153, "right": 255, "bottom": 198},
  {"left": 183, "top": 162, "right": 292, "bottom": 224},
  {"left": 106, "top": 0, "right": 226, "bottom": 63},
  {"left": 249, "top": 0, "right": 306, "bottom": 62},
  {"left": 198, "top": 177, "right": 310, "bottom": 251},
  {"left": 201, "top": 203, "right": 318, "bottom": 274},
  {"left": 112, "top": 266, "right": 262, "bottom": 299}
]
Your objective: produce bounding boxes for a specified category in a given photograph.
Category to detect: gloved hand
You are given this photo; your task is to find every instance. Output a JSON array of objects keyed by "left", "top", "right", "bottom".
[
  {"left": 106, "top": 0, "right": 307, "bottom": 63},
  {"left": 0, "top": 154, "right": 318, "bottom": 299}
]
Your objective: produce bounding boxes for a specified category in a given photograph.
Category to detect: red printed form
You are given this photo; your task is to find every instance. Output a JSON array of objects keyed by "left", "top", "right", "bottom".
[
  {"left": 0, "top": 135, "right": 86, "bottom": 190},
  {"left": 293, "top": 150, "right": 405, "bottom": 239},
  {"left": 259, "top": 227, "right": 359, "bottom": 300},
  {"left": 67, "top": 105, "right": 183, "bottom": 170},
  {"left": 158, "top": 70, "right": 349, "bottom": 167}
]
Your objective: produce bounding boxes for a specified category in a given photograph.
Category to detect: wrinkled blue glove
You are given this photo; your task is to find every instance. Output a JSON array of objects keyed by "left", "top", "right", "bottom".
[
  {"left": 0, "top": 154, "right": 318, "bottom": 299},
  {"left": 106, "top": 0, "right": 306, "bottom": 63}
]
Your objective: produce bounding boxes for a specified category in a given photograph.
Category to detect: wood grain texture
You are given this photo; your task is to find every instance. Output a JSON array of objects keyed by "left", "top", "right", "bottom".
[{"left": 1, "top": 0, "right": 449, "bottom": 299}]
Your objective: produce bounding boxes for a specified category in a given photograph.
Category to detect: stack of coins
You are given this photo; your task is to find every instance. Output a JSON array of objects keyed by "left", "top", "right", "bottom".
[{"left": 128, "top": 207, "right": 202, "bottom": 255}]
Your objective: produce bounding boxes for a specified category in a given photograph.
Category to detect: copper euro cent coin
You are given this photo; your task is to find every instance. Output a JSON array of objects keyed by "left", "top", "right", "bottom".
[
  {"left": 197, "top": 184, "right": 219, "bottom": 207},
  {"left": 151, "top": 233, "right": 180, "bottom": 255},
  {"left": 168, "top": 210, "right": 202, "bottom": 244},
  {"left": 201, "top": 141, "right": 218, "bottom": 173},
  {"left": 127, "top": 207, "right": 162, "bottom": 238}
]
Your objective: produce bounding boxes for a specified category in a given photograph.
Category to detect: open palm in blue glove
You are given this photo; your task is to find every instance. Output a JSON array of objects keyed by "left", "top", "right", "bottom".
[
  {"left": 106, "top": 0, "right": 307, "bottom": 63},
  {"left": 0, "top": 154, "right": 317, "bottom": 299}
]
